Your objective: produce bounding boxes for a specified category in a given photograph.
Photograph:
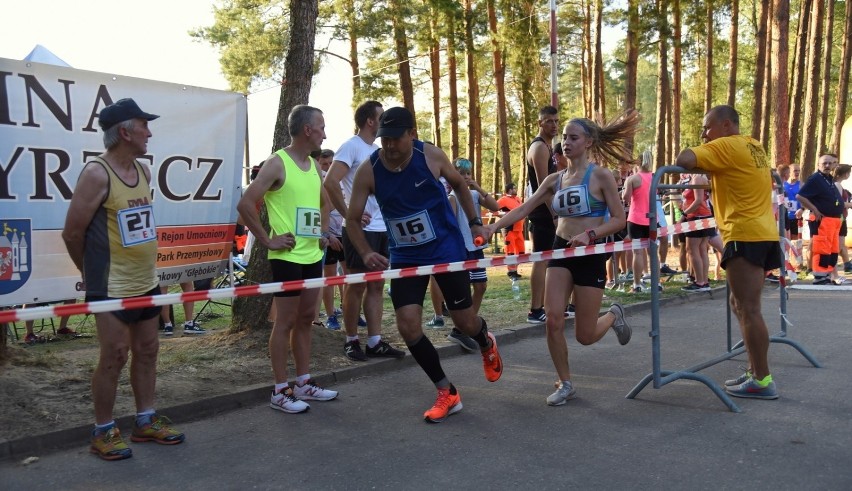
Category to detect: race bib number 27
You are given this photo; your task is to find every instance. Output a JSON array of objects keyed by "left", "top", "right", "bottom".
[{"left": 117, "top": 205, "right": 157, "bottom": 247}]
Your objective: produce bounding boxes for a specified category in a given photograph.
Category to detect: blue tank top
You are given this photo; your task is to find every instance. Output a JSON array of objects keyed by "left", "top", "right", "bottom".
[
  {"left": 371, "top": 140, "right": 467, "bottom": 265},
  {"left": 551, "top": 164, "right": 608, "bottom": 217}
]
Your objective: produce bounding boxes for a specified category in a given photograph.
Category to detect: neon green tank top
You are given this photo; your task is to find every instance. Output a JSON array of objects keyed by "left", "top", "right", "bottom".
[{"left": 264, "top": 149, "right": 323, "bottom": 264}]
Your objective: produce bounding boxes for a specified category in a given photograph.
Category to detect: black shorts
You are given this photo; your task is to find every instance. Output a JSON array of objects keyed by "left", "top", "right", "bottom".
[
  {"left": 270, "top": 259, "right": 323, "bottom": 297},
  {"left": 323, "top": 239, "right": 345, "bottom": 265},
  {"left": 684, "top": 216, "right": 716, "bottom": 238},
  {"left": 627, "top": 222, "right": 650, "bottom": 239},
  {"left": 389, "top": 266, "right": 472, "bottom": 310},
  {"left": 841, "top": 221, "right": 848, "bottom": 237},
  {"left": 720, "top": 241, "right": 783, "bottom": 271},
  {"left": 466, "top": 249, "right": 487, "bottom": 283},
  {"left": 529, "top": 216, "right": 556, "bottom": 252},
  {"left": 785, "top": 216, "right": 799, "bottom": 236},
  {"left": 86, "top": 286, "right": 161, "bottom": 324},
  {"left": 343, "top": 228, "right": 389, "bottom": 270},
  {"left": 547, "top": 236, "right": 607, "bottom": 289}
]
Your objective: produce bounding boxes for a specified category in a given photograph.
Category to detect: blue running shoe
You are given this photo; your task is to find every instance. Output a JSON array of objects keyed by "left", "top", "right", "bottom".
[
  {"left": 358, "top": 315, "right": 367, "bottom": 327},
  {"left": 725, "top": 377, "right": 778, "bottom": 400},
  {"left": 326, "top": 315, "right": 341, "bottom": 330}
]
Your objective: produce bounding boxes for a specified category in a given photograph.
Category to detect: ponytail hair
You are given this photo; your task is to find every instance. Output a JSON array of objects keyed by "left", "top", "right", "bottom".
[{"left": 568, "top": 109, "right": 641, "bottom": 166}]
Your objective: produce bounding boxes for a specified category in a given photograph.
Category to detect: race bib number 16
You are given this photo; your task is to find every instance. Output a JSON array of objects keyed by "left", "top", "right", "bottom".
[
  {"left": 388, "top": 210, "right": 436, "bottom": 247},
  {"left": 117, "top": 205, "right": 157, "bottom": 247}
]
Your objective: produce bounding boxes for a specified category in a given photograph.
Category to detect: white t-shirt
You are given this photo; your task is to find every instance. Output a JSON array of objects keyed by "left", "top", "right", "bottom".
[{"left": 335, "top": 134, "right": 385, "bottom": 232}]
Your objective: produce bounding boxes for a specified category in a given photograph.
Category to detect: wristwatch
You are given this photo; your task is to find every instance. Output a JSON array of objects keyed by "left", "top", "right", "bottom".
[
  {"left": 586, "top": 229, "right": 597, "bottom": 241},
  {"left": 468, "top": 217, "right": 483, "bottom": 227}
]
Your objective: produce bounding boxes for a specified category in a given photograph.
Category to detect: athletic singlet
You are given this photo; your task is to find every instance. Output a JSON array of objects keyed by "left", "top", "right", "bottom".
[
  {"left": 84, "top": 157, "right": 158, "bottom": 298},
  {"left": 551, "top": 164, "right": 607, "bottom": 218},
  {"left": 627, "top": 172, "right": 652, "bottom": 226},
  {"left": 527, "top": 136, "right": 557, "bottom": 221},
  {"left": 264, "top": 149, "right": 323, "bottom": 264},
  {"left": 371, "top": 140, "right": 467, "bottom": 265},
  {"left": 682, "top": 185, "right": 712, "bottom": 219}
]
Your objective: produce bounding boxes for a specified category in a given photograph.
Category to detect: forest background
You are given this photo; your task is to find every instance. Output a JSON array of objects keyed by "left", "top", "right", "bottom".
[
  {"left": 187, "top": 0, "right": 852, "bottom": 330},
  {"left": 195, "top": 0, "right": 851, "bottom": 188}
]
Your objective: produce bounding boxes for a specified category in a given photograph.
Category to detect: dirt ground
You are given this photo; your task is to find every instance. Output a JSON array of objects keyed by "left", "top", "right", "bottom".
[{"left": 0, "top": 315, "right": 459, "bottom": 443}]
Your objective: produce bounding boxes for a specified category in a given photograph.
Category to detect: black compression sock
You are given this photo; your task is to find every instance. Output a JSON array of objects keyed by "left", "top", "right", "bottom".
[
  {"left": 471, "top": 317, "right": 489, "bottom": 348},
  {"left": 407, "top": 335, "right": 447, "bottom": 384}
]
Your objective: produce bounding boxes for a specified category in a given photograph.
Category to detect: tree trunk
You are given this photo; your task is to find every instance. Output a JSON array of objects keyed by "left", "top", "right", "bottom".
[
  {"left": 429, "top": 11, "right": 442, "bottom": 148},
  {"left": 583, "top": 0, "right": 593, "bottom": 116},
  {"left": 752, "top": 0, "right": 769, "bottom": 139},
  {"left": 594, "top": 0, "right": 606, "bottom": 121},
  {"left": 656, "top": 0, "right": 670, "bottom": 170},
  {"left": 234, "top": 0, "right": 319, "bottom": 333},
  {"left": 727, "top": 0, "right": 739, "bottom": 107},
  {"left": 704, "top": 0, "right": 714, "bottom": 113},
  {"left": 344, "top": 0, "right": 361, "bottom": 103},
  {"left": 592, "top": 0, "right": 605, "bottom": 118},
  {"left": 789, "top": 0, "right": 811, "bottom": 159},
  {"left": 799, "top": 0, "right": 826, "bottom": 175},
  {"left": 771, "top": 0, "right": 791, "bottom": 168},
  {"left": 829, "top": 0, "right": 852, "bottom": 154},
  {"left": 625, "top": 0, "right": 639, "bottom": 153},
  {"left": 389, "top": 0, "right": 416, "bottom": 127},
  {"left": 487, "top": 0, "right": 512, "bottom": 188},
  {"left": 817, "top": 0, "right": 836, "bottom": 156},
  {"left": 672, "top": 0, "right": 682, "bottom": 156},
  {"left": 448, "top": 14, "right": 460, "bottom": 160},
  {"left": 760, "top": 0, "right": 773, "bottom": 148},
  {"left": 464, "top": 0, "right": 480, "bottom": 167}
]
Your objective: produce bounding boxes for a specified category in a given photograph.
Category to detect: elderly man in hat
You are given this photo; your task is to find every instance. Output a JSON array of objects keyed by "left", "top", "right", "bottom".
[{"left": 63, "top": 98, "right": 184, "bottom": 461}]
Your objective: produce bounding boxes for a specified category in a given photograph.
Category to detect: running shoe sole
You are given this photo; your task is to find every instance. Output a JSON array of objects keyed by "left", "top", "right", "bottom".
[{"left": 424, "top": 401, "right": 463, "bottom": 423}]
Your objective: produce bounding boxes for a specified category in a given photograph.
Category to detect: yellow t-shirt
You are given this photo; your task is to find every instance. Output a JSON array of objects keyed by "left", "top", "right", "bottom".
[{"left": 690, "top": 134, "right": 777, "bottom": 243}]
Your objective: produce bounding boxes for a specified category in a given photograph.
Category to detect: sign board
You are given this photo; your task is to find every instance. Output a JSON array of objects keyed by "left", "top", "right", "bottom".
[{"left": 0, "top": 58, "right": 246, "bottom": 307}]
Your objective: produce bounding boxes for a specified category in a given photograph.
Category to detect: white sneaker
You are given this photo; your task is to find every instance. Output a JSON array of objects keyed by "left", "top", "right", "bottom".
[
  {"left": 547, "top": 381, "right": 577, "bottom": 406},
  {"left": 270, "top": 388, "right": 309, "bottom": 414},
  {"left": 293, "top": 380, "right": 338, "bottom": 401}
]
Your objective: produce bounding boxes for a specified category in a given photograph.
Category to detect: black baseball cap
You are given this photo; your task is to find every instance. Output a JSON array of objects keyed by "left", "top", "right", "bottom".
[
  {"left": 98, "top": 98, "right": 159, "bottom": 130},
  {"left": 377, "top": 106, "right": 414, "bottom": 138}
]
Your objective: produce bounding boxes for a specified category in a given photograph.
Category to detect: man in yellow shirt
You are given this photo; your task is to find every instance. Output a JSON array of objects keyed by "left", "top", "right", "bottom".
[{"left": 675, "top": 105, "right": 781, "bottom": 400}]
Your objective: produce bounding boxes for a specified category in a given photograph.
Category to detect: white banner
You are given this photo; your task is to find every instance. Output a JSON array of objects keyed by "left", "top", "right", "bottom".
[{"left": 0, "top": 58, "right": 247, "bottom": 307}]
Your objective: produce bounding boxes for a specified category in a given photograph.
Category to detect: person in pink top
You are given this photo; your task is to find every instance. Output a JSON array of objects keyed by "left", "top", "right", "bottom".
[{"left": 622, "top": 153, "right": 653, "bottom": 293}]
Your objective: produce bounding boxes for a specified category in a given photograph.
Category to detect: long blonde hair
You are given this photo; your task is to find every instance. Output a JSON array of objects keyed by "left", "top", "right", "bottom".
[{"left": 568, "top": 109, "right": 641, "bottom": 166}]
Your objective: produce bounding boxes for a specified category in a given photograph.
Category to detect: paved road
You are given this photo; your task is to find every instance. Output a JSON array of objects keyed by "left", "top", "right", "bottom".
[{"left": 2, "top": 288, "right": 850, "bottom": 490}]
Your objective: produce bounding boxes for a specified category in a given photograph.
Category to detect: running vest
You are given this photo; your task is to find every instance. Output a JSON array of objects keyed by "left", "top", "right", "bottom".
[
  {"left": 527, "top": 136, "right": 557, "bottom": 221},
  {"left": 551, "top": 164, "right": 608, "bottom": 218},
  {"left": 627, "top": 172, "right": 652, "bottom": 226},
  {"left": 84, "top": 158, "right": 158, "bottom": 298},
  {"left": 371, "top": 140, "right": 467, "bottom": 265},
  {"left": 264, "top": 149, "right": 323, "bottom": 264}
]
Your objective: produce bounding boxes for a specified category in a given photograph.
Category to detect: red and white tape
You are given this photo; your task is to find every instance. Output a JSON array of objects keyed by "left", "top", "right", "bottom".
[{"left": 0, "top": 218, "right": 716, "bottom": 323}]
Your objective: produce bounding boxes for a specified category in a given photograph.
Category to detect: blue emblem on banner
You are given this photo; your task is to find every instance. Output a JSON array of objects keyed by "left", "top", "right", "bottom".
[{"left": 0, "top": 219, "right": 33, "bottom": 295}]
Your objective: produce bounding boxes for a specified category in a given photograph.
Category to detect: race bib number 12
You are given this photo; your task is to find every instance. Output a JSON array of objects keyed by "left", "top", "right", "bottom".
[
  {"left": 296, "top": 207, "right": 322, "bottom": 238},
  {"left": 117, "top": 205, "right": 157, "bottom": 247}
]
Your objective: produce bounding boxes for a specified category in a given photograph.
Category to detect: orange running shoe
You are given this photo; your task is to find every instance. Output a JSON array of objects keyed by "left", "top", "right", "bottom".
[
  {"left": 423, "top": 386, "right": 463, "bottom": 423},
  {"left": 481, "top": 332, "right": 503, "bottom": 382}
]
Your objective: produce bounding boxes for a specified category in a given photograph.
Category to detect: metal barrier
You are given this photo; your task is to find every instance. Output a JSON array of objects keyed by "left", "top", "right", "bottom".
[{"left": 626, "top": 166, "right": 821, "bottom": 412}]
